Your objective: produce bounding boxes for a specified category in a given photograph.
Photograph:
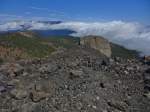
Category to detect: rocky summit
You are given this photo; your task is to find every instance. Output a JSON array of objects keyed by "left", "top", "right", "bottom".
[
  {"left": 80, "top": 36, "right": 112, "bottom": 57},
  {"left": 0, "top": 33, "right": 149, "bottom": 112},
  {"left": 0, "top": 46, "right": 150, "bottom": 112}
]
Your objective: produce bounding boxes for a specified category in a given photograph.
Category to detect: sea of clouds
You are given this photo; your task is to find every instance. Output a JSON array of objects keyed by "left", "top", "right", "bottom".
[{"left": 0, "top": 20, "right": 150, "bottom": 55}]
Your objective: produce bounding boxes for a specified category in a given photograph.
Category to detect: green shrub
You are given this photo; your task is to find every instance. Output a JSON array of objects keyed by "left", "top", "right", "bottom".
[
  {"left": 111, "top": 43, "right": 139, "bottom": 59},
  {"left": 0, "top": 34, "right": 55, "bottom": 58},
  {"left": 0, "top": 58, "right": 3, "bottom": 64}
]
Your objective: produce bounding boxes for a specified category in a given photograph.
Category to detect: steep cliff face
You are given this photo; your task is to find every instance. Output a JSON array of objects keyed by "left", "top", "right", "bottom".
[{"left": 80, "top": 36, "right": 112, "bottom": 57}]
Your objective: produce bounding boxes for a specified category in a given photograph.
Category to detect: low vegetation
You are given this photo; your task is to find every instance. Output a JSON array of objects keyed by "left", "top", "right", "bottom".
[
  {"left": 110, "top": 43, "right": 139, "bottom": 59},
  {"left": 43, "top": 36, "right": 80, "bottom": 48},
  {"left": 0, "top": 58, "right": 3, "bottom": 64},
  {"left": 0, "top": 32, "right": 139, "bottom": 62},
  {"left": 0, "top": 33, "right": 55, "bottom": 59}
]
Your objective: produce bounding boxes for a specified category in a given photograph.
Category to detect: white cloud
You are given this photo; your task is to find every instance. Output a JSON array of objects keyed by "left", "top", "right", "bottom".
[
  {"left": 25, "top": 12, "right": 31, "bottom": 15},
  {"left": 0, "top": 20, "right": 150, "bottom": 55},
  {"left": 0, "top": 20, "right": 29, "bottom": 31},
  {"left": 29, "top": 6, "right": 66, "bottom": 15},
  {"left": 0, "top": 14, "right": 23, "bottom": 18},
  {"left": 0, "top": 14, "right": 23, "bottom": 21},
  {"left": 48, "top": 21, "right": 150, "bottom": 55},
  {"left": 30, "top": 6, "right": 49, "bottom": 11}
]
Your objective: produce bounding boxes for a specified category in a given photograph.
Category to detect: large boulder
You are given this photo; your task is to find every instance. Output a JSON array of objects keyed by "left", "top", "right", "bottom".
[
  {"left": 80, "top": 36, "right": 112, "bottom": 57},
  {"left": 143, "top": 56, "right": 150, "bottom": 65}
]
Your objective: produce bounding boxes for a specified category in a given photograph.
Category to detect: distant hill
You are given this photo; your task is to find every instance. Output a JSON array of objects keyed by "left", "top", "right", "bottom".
[
  {"left": 0, "top": 32, "right": 55, "bottom": 61},
  {"left": 42, "top": 35, "right": 139, "bottom": 58},
  {"left": 0, "top": 31, "right": 139, "bottom": 63},
  {"left": 43, "top": 35, "right": 80, "bottom": 48},
  {"left": 110, "top": 43, "right": 139, "bottom": 59},
  {"left": 33, "top": 29, "right": 76, "bottom": 37}
]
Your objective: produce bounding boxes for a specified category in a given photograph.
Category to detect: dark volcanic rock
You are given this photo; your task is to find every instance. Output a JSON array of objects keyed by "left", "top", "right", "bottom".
[
  {"left": 144, "top": 68, "right": 150, "bottom": 98},
  {"left": 0, "top": 85, "right": 6, "bottom": 93},
  {"left": 0, "top": 47, "right": 150, "bottom": 112},
  {"left": 0, "top": 63, "right": 24, "bottom": 77},
  {"left": 143, "top": 56, "right": 150, "bottom": 65},
  {"left": 107, "top": 100, "right": 127, "bottom": 111}
]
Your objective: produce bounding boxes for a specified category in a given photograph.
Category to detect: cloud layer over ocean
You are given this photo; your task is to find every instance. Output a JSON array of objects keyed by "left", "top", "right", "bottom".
[{"left": 0, "top": 20, "right": 150, "bottom": 55}]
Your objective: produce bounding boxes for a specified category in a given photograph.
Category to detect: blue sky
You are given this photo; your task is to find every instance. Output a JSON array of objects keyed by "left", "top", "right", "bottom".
[{"left": 0, "top": 0, "right": 150, "bottom": 24}]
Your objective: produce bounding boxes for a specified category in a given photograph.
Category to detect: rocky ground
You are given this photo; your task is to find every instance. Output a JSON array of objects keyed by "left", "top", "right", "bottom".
[{"left": 0, "top": 47, "right": 150, "bottom": 112}]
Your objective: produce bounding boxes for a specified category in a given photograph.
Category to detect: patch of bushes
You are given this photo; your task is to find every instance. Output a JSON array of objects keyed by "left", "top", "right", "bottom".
[
  {"left": 0, "top": 58, "right": 3, "bottom": 64},
  {"left": 111, "top": 43, "right": 139, "bottom": 59},
  {"left": 44, "top": 36, "right": 80, "bottom": 48},
  {"left": 0, "top": 34, "right": 55, "bottom": 58}
]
